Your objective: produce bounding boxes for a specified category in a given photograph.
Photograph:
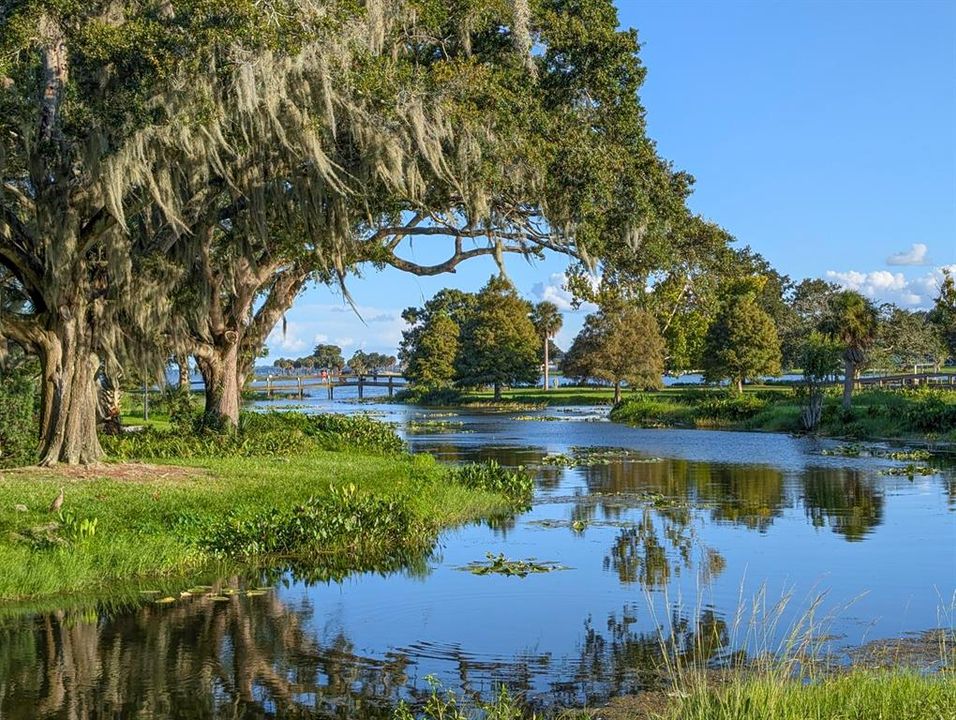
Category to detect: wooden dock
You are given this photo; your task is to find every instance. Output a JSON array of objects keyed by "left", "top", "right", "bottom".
[
  {"left": 249, "top": 372, "right": 407, "bottom": 399},
  {"left": 857, "top": 371, "right": 956, "bottom": 389}
]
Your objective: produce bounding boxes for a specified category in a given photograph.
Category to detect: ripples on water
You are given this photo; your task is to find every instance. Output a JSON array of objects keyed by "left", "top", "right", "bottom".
[{"left": 1, "top": 396, "right": 953, "bottom": 718}]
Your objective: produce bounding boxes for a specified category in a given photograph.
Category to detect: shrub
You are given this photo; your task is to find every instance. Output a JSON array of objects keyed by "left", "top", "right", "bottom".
[
  {"left": 901, "top": 390, "right": 956, "bottom": 433},
  {"left": 609, "top": 394, "right": 680, "bottom": 425},
  {"left": 102, "top": 411, "right": 405, "bottom": 460},
  {"left": 695, "top": 394, "right": 769, "bottom": 422},
  {"left": 0, "top": 368, "right": 38, "bottom": 468},
  {"left": 452, "top": 460, "right": 533, "bottom": 508},
  {"left": 201, "top": 483, "right": 428, "bottom": 558},
  {"left": 394, "top": 385, "right": 464, "bottom": 406}
]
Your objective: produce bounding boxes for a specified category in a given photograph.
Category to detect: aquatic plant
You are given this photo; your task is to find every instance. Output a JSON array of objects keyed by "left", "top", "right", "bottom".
[
  {"left": 460, "top": 552, "right": 568, "bottom": 577},
  {"left": 201, "top": 483, "right": 431, "bottom": 560},
  {"left": 452, "top": 461, "right": 533, "bottom": 508}
]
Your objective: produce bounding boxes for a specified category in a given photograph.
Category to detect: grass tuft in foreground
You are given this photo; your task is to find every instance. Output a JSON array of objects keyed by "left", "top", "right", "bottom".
[{"left": 656, "top": 670, "right": 956, "bottom": 720}]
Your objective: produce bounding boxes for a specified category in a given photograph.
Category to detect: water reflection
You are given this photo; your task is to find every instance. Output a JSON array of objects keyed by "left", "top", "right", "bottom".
[
  {"left": 0, "top": 592, "right": 745, "bottom": 718},
  {"left": 803, "top": 469, "right": 884, "bottom": 541},
  {"left": 0, "top": 588, "right": 410, "bottom": 719}
]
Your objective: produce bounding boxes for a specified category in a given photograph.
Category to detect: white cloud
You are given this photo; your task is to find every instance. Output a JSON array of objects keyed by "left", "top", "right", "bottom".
[
  {"left": 825, "top": 264, "right": 956, "bottom": 307},
  {"left": 263, "top": 302, "right": 408, "bottom": 362},
  {"left": 531, "top": 272, "right": 598, "bottom": 313},
  {"left": 266, "top": 322, "right": 308, "bottom": 353},
  {"left": 886, "top": 243, "right": 930, "bottom": 266}
]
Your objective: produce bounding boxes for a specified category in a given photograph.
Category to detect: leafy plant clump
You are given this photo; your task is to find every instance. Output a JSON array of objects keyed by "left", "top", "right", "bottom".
[
  {"left": 695, "top": 393, "right": 768, "bottom": 422},
  {"left": 461, "top": 552, "right": 568, "bottom": 577},
  {"left": 201, "top": 483, "right": 431, "bottom": 561},
  {"left": 451, "top": 461, "right": 533, "bottom": 508},
  {"left": 102, "top": 411, "right": 405, "bottom": 460}
]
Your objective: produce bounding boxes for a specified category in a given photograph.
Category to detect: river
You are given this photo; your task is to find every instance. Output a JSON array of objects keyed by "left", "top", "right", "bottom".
[{"left": 1, "top": 393, "right": 953, "bottom": 718}]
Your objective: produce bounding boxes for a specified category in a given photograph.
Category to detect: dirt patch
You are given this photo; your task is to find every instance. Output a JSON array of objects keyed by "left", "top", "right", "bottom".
[{"left": 0, "top": 463, "right": 206, "bottom": 483}]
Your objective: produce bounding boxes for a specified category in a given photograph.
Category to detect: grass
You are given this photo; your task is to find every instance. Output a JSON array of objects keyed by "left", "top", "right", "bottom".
[
  {"left": 392, "top": 671, "right": 956, "bottom": 719},
  {"left": 0, "top": 415, "right": 517, "bottom": 604},
  {"left": 652, "top": 670, "right": 956, "bottom": 720}
]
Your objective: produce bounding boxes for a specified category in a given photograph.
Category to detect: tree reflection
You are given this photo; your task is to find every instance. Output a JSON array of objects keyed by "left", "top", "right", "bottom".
[
  {"left": 802, "top": 468, "right": 884, "bottom": 541},
  {"left": 579, "top": 459, "right": 787, "bottom": 532},
  {"left": 601, "top": 508, "right": 725, "bottom": 590},
  {"left": 0, "top": 587, "right": 411, "bottom": 719},
  {"left": 565, "top": 606, "right": 729, "bottom": 706}
]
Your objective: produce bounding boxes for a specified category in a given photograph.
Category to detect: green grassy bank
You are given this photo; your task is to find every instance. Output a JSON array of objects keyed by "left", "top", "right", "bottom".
[
  {"left": 0, "top": 413, "right": 526, "bottom": 604},
  {"left": 609, "top": 386, "right": 956, "bottom": 443}
]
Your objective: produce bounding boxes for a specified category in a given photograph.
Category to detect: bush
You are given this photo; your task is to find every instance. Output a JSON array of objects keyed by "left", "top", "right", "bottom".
[
  {"left": 202, "top": 483, "right": 427, "bottom": 558},
  {"left": 0, "top": 368, "right": 38, "bottom": 468},
  {"left": 451, "top": 460, "right": 533, "bottom": 508},
  {"left": 102, "top": 411, "right": 405, "bottom": 460},
  {"left": 901, "top": 390, "right": 956, "bottom": 433},
  {"left": 695, "top": 393, "right": 769, "bottom": 422},
  {"left": 609, "top": 394, "right": 682, "bottom": 425},
  {"left": 394, "top": 385, "right": 464, "bottom": 406}
]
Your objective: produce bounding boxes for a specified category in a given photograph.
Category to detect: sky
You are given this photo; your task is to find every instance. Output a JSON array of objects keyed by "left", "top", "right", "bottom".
[{"left": 265, "top": 0, "right": 956, "bottom": 363}]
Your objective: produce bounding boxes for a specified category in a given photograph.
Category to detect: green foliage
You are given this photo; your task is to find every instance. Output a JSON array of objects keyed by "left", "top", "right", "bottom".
[
  {"left": 202, "top": 484, "right": 427, "bottom": 559},
  {"left": 703, "top": 292, "right": 782, "bottom": 391},
  {"left": 455, "top": 277, "right": 540, "bottom": 396},
  {"left": 800, "top": 333, "right": 843, "bottom": 384},
  {"left": 273, "top": 344, "right": 346, "bottom": 373},
  {"left": 822, "top": 291, "right": 879, "bottom": 363},
  {"left": 0, "top": 368, "right": 37, "bottom": 468},
  {"left": 660, "top": 671, "right": 956, "bottom": 720},
  {"left": 394, "top": 679, "right": 545, "bottom": 720},
  {"left": 872, "top": 304, "right": 945, "bottom": 371},
  {"left": 461, "top": 552, "right": 568, "bottom": 577},
  {"left": 102, "top": 412, "right": 405, "bottom": 460},
  {"left": 929, "top": 269, "right": 956, "bottom": 360},
  {"left": 562, "top": 303, "right": 664, "bottom": 395},
  {"left": 394, "top": 386, "right": 466, "bottom": 406},
  {"left": 404, "top": 311, "right": 461, "bottom": 388},
  {"left": 452, "top": 460, "right": 533, "bottom": 509},
  {"left": 696, "top": 394, "right": 769, "bottom": 422},
  {"left": 900, "top": 389, "right": 956, "bottom": 432}
]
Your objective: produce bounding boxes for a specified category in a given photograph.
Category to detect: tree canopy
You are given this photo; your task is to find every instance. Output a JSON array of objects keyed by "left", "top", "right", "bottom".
[
  {"left": 455, "top": 276, "right": 540, "bottom": 399},
  {"left": 702, "top": 287, "right": 782, "bottom": 393},
  {"left": 562, "top": 302, "right": 664, "bottom": 403}
]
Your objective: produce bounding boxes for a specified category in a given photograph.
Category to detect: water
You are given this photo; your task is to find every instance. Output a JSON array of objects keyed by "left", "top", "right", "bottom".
[{"left": 1, "top": 398, "right": 954, "bottom": 718}]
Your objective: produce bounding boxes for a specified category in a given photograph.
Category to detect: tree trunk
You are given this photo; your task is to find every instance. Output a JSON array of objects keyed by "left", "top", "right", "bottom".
[
  {"left": 842, "top": 358, "right": 855, "bottom": 410},
  {"left": 493, "top": 382, "right": 502, "bottom": 401},
  {"left": 195, "top": 341, "right": 241, "bottom": 428},
  {"left": 613, "top": 381, "right": 621, "bottom": 405},
  {"left": 176, "top": 355, "right": 190, "bottom": 390},
  {"left": 543, "top": 334, "right": 550, "bottom": 392},
  {"left": 735, "top": 378, "right": 744, "bottom": 395},
  {"left": 36, "top": 317, "right": 104, "bottom": 466}
]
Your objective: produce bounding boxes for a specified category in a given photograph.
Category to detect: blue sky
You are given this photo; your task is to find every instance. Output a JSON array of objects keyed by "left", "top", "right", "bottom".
[{"left": 266, "top": 0, "right": 956, "bottom": 362}]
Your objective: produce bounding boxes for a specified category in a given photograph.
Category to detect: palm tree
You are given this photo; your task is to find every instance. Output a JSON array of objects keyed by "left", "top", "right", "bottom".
[
  {"left": 822, "top": 291, "right": 878, "bottom": 409},
  {"left": 531, "top": 301, "right": 563, "bottom": 391}
]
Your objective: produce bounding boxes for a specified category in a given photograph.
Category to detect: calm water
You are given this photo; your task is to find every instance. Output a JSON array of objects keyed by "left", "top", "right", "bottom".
[{"left": 1, "top": 397, "right": 954, "bottom": 718}]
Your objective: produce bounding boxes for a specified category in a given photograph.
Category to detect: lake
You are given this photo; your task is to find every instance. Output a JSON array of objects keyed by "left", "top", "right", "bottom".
[{"left": 1, "top": 397, "right": 953, "bottom": 718}]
